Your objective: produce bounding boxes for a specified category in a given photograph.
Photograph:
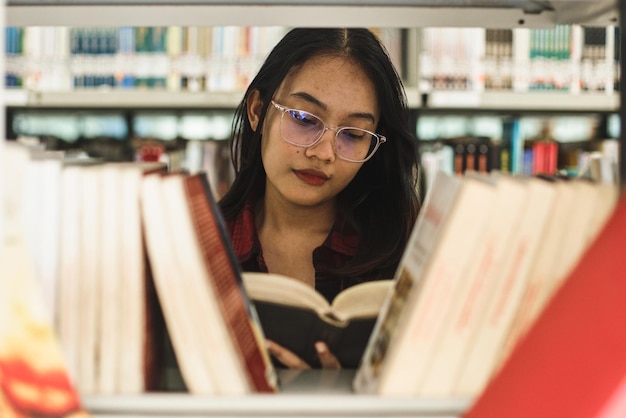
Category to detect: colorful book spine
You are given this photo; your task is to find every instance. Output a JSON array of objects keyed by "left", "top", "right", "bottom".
[{"left": 4, "top": 27, "right": 25, "bottom": 87}]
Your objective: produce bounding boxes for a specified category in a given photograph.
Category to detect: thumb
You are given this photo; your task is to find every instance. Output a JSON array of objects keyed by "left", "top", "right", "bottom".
[{"left": 315, "top": 342, "right": 341, "bottom": 369}]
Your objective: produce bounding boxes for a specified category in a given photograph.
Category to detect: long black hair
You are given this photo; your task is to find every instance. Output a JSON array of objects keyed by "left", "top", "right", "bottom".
[{"left": 219, "top": 28, "right": 421, "bottom": 278}]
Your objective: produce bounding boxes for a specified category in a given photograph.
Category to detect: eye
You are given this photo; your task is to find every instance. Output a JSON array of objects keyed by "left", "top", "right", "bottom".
[
  {"left": 287, "top": 110, "right": 321, "bottom": 127},
  {"left": 339, "top": 129, "right": 369, "bottom": 142}
]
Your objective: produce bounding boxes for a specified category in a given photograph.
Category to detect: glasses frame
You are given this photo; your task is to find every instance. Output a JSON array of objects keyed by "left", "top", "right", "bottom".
[{"left": 270, "top": 100, "right": 386, "bottom": 163}]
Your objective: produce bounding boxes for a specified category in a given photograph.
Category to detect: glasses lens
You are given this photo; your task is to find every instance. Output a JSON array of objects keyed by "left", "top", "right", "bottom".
[
  {"left": 282, "top": 109, "right": 324, "bottom": 145},
  {"left": 336, "top": 128, "right": 377, "bottom": 161}
]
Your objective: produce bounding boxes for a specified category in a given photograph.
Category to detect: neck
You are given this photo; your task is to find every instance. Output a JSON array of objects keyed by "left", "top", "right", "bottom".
[{"left": 256, "top": 190, "right": 336, "bottom": 235}]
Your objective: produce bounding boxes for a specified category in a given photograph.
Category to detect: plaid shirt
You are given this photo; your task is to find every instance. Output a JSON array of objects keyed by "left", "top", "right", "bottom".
[{"left": 224, "top": 196, "right": 394, "bottom": 303}]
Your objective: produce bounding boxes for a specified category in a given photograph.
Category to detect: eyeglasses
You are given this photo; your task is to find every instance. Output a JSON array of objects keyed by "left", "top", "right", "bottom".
[{"left": 270, "top": 100, "right": 386, "bottom": 163}]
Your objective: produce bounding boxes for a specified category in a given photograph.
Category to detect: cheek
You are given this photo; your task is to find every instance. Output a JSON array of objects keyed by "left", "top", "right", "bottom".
[{"left": 260, "top": 132, "right": 296, "bottom": 175}]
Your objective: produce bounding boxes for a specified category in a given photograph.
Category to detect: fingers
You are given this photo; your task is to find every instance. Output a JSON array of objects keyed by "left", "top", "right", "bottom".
[
  {"left": 315, "top": 342, "right": 341, "bottom": 370},
  {"left": 265, "top": 339, "right": 342, "bottom": 370},
  {"left": 266, "top": 339, "right": 311, "bottom": 369}
]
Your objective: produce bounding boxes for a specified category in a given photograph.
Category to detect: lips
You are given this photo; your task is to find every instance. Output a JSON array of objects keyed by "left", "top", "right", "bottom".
[{"left": 294, "top": 169, "right": 329, "bottom": 186}]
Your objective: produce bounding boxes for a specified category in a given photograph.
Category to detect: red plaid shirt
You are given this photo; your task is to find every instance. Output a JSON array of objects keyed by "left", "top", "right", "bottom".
[{"left": 224, "top": 196, "right": 394, "bottom": 302}]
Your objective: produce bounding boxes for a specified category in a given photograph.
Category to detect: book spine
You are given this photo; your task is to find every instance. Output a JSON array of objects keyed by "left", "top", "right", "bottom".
[{"left": 184, "top": 174, "right": 275, "bottom": 393}]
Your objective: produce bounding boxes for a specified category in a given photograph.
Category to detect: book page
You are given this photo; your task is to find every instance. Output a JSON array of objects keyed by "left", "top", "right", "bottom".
[
  {"left": 242, "top": 272, "right": 330, "bottom": 315},
  {"left": 243, "top": 273, "right": 392, "bottom": 322},
  {"left": 331, "top": 280, "right": 393, "bottom": 320}
]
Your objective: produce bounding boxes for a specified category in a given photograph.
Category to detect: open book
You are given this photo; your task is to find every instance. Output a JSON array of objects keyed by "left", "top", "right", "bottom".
[{"left": 242, "top": 272, "right": 393, "bottom": 369}]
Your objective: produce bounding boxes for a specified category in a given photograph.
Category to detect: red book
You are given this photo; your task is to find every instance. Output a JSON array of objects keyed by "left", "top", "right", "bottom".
[
  {"left": 544, "top": 141, "right": 558, "bottom": 175},
  {"left": 183, "top": 174, "right": 277, "bottom": 393},
  {"left": 532, "top": 141, "right": 546, "bottom": 174},
  {"left": 465, "top": 190, "right": 626, "bottom": 418}
]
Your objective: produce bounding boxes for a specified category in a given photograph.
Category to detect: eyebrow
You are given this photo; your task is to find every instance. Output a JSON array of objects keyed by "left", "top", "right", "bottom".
[{"left": 289, "top": 91, "right": 377, "bottom": 124}]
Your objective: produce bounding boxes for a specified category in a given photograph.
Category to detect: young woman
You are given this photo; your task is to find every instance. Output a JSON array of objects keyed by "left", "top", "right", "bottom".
[{"left": 219, "top": 28, "right": 421, "bottom": 369}]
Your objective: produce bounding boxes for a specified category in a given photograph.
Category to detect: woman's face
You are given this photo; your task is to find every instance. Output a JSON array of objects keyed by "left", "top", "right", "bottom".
[{"left": 253, "top": 54, "right": 379, "bottom": 209}]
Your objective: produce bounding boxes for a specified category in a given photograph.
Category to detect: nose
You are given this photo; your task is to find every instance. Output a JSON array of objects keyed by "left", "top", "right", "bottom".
[{"left": 304, "top": 128, "right": 336, "bottom": 162}]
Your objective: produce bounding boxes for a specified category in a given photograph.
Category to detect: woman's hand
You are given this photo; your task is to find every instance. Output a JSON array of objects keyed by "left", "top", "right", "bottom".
[{"left": 266, "top": 340, "right": 341, "bottom": 369}]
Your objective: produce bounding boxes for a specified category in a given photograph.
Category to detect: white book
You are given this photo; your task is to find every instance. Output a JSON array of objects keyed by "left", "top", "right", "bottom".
[
  {"left": 159, "top": 174, "right": 251, "bottom": 395},
  {"left": 354, "top": 171, "right": 497, "bottom": 396},
  {"left": 96, "top": 164, "right": 122, "bottom": 395},
  {"left": 454, "top": 176, "right": 557, "bottom": 397},
  {"left": 18, "top": 149, "right": 64, "bottom": 324},
  {"left": 585, "top": 182, "right": 620, "bottom": 245},
  {"left": 418, "top": 172, "right": 528, "bottom": 397},
  {"left": 77, "top": 165, "right": 103, "bottom": 394},
  {"left": 57, "top": 164, "right": 84, "bottom": 383},
  {"left": 499, "top": 178, "right": 577, "bottom": 358},
  {"left": 118, "top": 162, "right": 165, "bottom": 394},
  {"left": 140, "top": 173, "right": 216, "bottom": 394},
  {"left": 550, "top": 180, "right": 615, "bottom": 289}
]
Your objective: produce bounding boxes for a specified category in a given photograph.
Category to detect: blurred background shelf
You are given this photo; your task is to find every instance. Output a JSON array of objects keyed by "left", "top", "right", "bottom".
[
  {"left": 3, "top": 89, "right": 244, "bottom": 109},
  {"left": 4, "top": 88, "right": 619, "bottom": 112}
]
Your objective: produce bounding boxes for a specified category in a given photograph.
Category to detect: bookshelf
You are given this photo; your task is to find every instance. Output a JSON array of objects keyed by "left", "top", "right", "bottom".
[
  {"left": 4, "top": 23, "right": 622, "bottom": 180},
  {"left": 0, "top": 1, "right": 623, "bottom": 417},
  {"left": 5, "top": 1, "right": 556, "bottom": 28},
  {"left": 3, "top": 89, "right": 620, "bottom": 111},
  {"left": 83, "top": 369, "right": 470, "bottom": 418}
]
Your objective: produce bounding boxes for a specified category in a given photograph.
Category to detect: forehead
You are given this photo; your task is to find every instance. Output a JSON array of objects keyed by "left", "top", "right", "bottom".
[{"left": 276, "top": 54, "right": 379, "bottom": 116}]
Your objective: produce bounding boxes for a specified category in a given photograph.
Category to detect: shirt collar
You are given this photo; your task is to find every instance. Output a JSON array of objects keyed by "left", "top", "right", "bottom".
[{"left": 227, "top": 195, "right": 359, "bottom": 261}]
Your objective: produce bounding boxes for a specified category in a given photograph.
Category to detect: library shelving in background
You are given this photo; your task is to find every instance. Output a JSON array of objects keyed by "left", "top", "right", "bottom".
[
  {"left": 1, "top": 1, "right": 623, "bottom": 417},
  {"left": 4, "top": 5, "right": 623, "bottom": 181}
]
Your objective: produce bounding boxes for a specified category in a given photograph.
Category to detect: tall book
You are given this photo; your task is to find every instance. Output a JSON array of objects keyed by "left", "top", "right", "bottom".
[
  {"left": 1, "top": 143, "right": 89, "bottom": 417},
  {"left": 496, "top": 178, "right": 619, "bottom": 368},
  {"left": 353, "top": 171, "right": 497, "bottom": 396},
  {"left": 161, "top": 173, "right": 259, "bottom": 394},
  {"left": 465, "top": 190, "right": 626, "bottom": 418},
  {"left": 94, "top": 162, "right": 166, "bottom": 394},
  {"left": 56, "top": 164, "right": 83, "bottom": 384},
  {"left": 484, "top": 29, "right": 513, "bottom": 90},
  {"left": 76, "top": 165, "right": 102, "bottom": 395},
  {"left": 493, "top": 177, "right": 579, "bottom": 367},
  {"left": 182, "top": 173, "right": 276, "bottom": 392},
  {"left": 55, "top": 161, "right": 166, "bottom": 395},
  {"left": 581, "top": 27, "right": 608, "bottom": 92},
  {"left": 141, "top": 172, "right": 216, "bottom": 394},
  {"left": 117, "top": 163, "right": 168, "bottom": 394},
  {"left": 453, "top": 176, "right": 557, "bottom": 397},
  {"left": 417, "top": 172, "right": 529, "bottom": 397},
  {"left": 15, "top": 148, "right": 64, "bottom": 324},
  {"left": 141, "top": 171, "right": 277, "bottom": 394}
]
